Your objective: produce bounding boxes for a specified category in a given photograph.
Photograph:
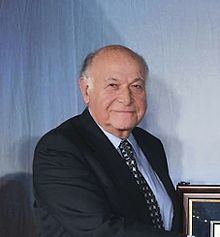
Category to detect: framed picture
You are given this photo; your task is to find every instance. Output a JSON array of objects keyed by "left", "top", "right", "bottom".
[{"left": 177, "top": 184, "right": 220, "bottom": 237}]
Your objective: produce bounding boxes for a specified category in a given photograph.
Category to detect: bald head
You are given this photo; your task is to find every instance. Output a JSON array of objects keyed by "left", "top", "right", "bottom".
[
  {"left": 80, "top": 45, "right": 149, "bottom": 80},
  {"left": 79, "top": 44, "right": 147, "bottom": 138}
]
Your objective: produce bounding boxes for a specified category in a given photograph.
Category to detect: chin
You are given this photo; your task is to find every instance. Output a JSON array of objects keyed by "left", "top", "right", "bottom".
[{"left": 114, "top": 123, "right": 136, "bottom": 132}]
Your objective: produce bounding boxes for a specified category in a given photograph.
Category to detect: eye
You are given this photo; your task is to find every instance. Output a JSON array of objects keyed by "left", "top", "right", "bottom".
[
  {"left": 133, "top": 84, "right": 142, "bottom": 89},
  {"left": 108, "top": 83, "right": 118, "bottom": 89},
  {"left": 131, "top": 84, "right": 144, "bottom": 91}
]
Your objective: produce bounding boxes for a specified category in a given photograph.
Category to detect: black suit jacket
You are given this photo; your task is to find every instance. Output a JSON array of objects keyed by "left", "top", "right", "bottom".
[{"left": 33, "top": 109, "right": 182, "bottom": 237}]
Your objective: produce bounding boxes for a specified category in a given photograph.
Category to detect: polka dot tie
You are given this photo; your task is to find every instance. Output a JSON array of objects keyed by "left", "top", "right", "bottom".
[{"left": 119, "top": 139, "right": 164, "bottom": 230}]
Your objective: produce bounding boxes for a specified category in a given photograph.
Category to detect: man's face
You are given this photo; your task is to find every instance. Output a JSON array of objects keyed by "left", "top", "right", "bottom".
[{"left": 80, "top": 49, "right": 147, "bottom": 138}]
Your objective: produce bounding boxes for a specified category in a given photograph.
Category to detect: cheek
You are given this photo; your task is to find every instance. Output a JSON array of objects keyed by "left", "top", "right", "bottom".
[
  {"left": 137, "top": 97, "right": 147, "bottom": 110},
  {"left": 91, "top": 95, "right": 117, "bottom": 120},
  {"left": 101, "top": 94, "right": 117, "bottom": 110},
  {"left": 136, "top": 100, "right": 147, "bottom": 120}
]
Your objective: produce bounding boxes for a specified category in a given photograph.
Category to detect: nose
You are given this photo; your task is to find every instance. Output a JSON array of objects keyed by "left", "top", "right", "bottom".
[{"left": 117, "top": 87, "right": 133, "bottom": 105}]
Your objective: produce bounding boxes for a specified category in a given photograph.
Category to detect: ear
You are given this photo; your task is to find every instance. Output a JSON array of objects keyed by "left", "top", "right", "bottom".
[{"left": 79, "top": 78, "right": 90, "bottom": 104}]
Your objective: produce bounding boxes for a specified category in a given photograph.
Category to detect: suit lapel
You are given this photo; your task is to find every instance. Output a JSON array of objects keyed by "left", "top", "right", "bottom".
[
  {"left": 77, "top": 109, "right": 152, "bottom": 221},
  {"left": 133, "top": 129, "right": 174, "bottom": 192}
]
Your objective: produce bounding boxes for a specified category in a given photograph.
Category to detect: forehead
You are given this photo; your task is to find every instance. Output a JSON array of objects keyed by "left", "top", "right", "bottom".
[{"left": 89, "top": 49, "right": 146, "bottom": 77}]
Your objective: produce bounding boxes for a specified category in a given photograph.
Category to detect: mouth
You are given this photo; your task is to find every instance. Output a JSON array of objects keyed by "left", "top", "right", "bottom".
[{"left": 113, "top": 110, "right": 135, "bottom": 113}]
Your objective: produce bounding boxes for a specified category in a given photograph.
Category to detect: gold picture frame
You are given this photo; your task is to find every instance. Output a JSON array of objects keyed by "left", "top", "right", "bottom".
[{"left": 177, "top": 184, "right": 220, "bottom": 237}]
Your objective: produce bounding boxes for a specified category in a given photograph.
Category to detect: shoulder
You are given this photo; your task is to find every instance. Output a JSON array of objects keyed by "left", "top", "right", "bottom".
[
  {"left": 33, "top": 113, "right": 92, "bottom": 176},
  {"left": 35, "top": 113, "right": 85, "bottom": 152}
]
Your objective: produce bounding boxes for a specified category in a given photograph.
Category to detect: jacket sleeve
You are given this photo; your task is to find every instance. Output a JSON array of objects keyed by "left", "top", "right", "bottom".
[{"left": 33, "top": 133, "right": 183, "bottom": 237}]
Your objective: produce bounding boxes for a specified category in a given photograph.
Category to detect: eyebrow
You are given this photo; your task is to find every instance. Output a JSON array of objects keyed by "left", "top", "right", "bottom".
[
  {"left": 132, "top": 77, "right": 145, "bottom": 82},
  {"left": 105, "top": 78, "right": 118, "bottom": 82},
  {"left": 105, "top": 77, "right": 145, "bottom": 82}
]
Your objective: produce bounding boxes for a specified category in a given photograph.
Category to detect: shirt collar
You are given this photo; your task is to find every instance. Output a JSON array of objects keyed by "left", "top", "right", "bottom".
[
  {"left": 98, "top": 125, "right": 122, "bottom": 149},
  {"left": 98, "top": 125, "right": 138, "bottom": 153},
  {"left": 88, "top": 109, "right": 138, "bottom": 150}
]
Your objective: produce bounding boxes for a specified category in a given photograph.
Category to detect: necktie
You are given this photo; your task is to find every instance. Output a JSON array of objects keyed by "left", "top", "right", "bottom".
[{"left": 119, "top": 139, "right": 164, "bottom": 230}]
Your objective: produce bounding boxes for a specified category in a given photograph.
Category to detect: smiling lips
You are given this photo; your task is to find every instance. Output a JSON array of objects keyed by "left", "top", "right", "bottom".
[{"left": 113, "top": 110, "right": 135, "bottom": 113}]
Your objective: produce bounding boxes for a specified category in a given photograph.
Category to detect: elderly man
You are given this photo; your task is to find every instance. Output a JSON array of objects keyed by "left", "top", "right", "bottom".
[{"left": 33, "top": 45, "right": 182, "bottom": 236}]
